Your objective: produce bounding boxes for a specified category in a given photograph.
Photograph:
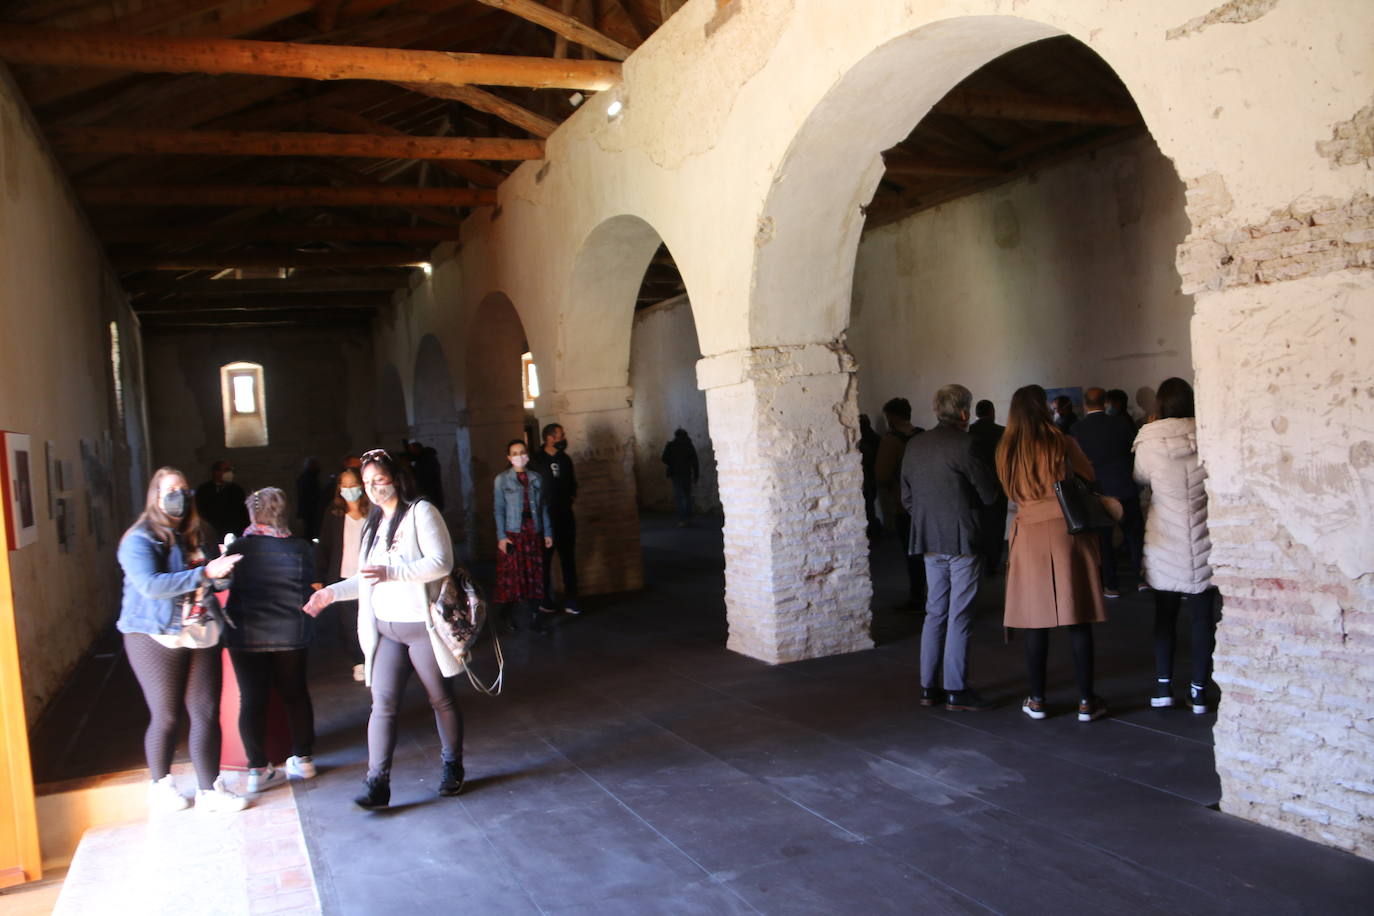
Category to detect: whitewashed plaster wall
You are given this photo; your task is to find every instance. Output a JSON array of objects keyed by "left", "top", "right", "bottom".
[
  {"left": 630, "top": 296, "right": 720, "bottom": 515},
  {"left": 0, "top": 68, "right": 149, "bottom": 725},
  {"left": 374, "top": 0, "right": 1374, "bottom": 854},
  {"left": 850, "top": 134, "right": 1193, "bottom": 424}
]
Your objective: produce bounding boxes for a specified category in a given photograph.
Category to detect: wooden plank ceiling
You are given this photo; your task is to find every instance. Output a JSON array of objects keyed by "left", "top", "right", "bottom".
[{"left": 0, "top": 3, "right": 1141, "bottom": 327}]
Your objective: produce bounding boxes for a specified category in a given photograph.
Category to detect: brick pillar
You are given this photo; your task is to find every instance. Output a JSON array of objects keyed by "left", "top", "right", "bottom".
[
  {"left": 698, "top": 342, "right": 873, "bottom": 664},
  {"left": 537, "top": 386, "right": 644, "bottom": 595}
]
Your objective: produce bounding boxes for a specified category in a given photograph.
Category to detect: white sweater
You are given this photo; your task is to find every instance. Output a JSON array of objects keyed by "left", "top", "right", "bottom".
[
  {"left": 1133, "top": 418, "right": 1213, "bottom": 594},
  {"left": 330, "top": 500, "right": 458, "bottom": 683}
]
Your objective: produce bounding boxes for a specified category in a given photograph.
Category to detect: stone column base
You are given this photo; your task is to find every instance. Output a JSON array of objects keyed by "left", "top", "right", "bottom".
[{"left": 699, "top": 342, "right": 873, "bottom": 664}]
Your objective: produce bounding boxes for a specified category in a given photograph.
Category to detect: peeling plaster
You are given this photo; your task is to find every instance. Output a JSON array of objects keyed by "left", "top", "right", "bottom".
[
  {"left": 1317, "top": 98, "right": 1374, "bottom": 169},
  {"left": 1166, "top": 0, "right": 1280, "bottom": 40}
]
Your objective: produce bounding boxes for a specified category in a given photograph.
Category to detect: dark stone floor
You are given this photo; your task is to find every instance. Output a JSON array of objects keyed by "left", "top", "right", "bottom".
[{"left": 34, "top": 513, "right": 1374, "bottom": 912}]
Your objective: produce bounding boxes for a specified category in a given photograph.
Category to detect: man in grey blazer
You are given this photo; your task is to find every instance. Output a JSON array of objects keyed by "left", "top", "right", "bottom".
[{"left": 900, "top": 384, "right": 1003, "bottom": 712}]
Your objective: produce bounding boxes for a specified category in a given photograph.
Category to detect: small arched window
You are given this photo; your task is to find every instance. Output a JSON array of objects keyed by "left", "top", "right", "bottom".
[{"left": 221, "top": 362, "right": 268, "bottom": 448}]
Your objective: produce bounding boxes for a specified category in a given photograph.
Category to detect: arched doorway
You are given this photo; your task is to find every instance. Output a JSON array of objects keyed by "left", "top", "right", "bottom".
[{"left": 463, "top": 292, "right": 533, "bottom": 562}]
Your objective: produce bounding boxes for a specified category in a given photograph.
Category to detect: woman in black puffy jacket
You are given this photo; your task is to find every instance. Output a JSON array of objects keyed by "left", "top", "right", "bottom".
[{"left": 224, "top": 487, "right": 318, "bottom": 793}]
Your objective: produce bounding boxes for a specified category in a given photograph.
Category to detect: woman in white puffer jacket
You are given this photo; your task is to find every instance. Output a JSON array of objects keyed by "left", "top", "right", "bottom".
[{"left": 1133, "top": 378, "right": 1217, "bottom": 715}]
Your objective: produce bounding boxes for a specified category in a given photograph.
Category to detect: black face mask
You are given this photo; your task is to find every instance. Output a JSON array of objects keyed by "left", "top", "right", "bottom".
[{"left": 555, "top": 440, "right": 568, "bottom": 451}]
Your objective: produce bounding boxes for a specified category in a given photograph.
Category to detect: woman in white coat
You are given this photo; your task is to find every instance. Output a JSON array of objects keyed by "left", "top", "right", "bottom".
[
  {"left": 1133, "top": 378, "right": 1217, "bottom": 714},
  {"left": 305, "top": 448, "right": 463, "bottom": 808}
]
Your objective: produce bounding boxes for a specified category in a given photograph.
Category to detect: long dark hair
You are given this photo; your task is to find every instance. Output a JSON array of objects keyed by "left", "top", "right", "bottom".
[
  {"left": 996, "top": 385, "right": 1066, "bottom": 504},
  {"left": 328, "top": 466, "right": 373, "bottom": 517},
  {"left": 1154, "top": 377, "right": 1196, "bottom": 420},
  {"left": 359, "top": 449, "right": 420, "bottom": 552},
  {"left": 126, "top": 466, "right": 206, "bottom": 552}
]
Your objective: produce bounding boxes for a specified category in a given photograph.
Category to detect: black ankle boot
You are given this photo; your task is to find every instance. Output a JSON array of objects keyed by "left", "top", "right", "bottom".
[
  {"left": 354, "top": 775, "right": 390, "bottom": 809},
  {"left": 438, "top": 760, "right": 465, "bottom": 797}
]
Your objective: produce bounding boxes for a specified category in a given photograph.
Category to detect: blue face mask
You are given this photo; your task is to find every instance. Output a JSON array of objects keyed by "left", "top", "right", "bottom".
[
  {"left": 341, "top": 486, "right": 363, "bottom": 502},
  {"left": 161, "top": 489, "right": 187, "bottom": 518},
  {"left": 1105, "top": 406, "right": 1119, "bottom": 416}
]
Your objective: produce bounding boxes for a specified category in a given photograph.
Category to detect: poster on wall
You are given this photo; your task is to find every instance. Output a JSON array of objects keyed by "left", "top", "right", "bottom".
[{"left": 1, "top": 432, "right": 39, "bottom": 549}]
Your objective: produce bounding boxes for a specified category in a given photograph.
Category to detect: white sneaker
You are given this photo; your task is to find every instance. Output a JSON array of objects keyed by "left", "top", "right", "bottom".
[
  {"left": 246, "top": 765, "right": 286, "bottom": 793},
  {"left": 285, "top": 755, "right": 317, "bottom": 779},
  {"left": 352, "top": 664, "right": 365, "bottom": 682},
  {"left": 197, "top": 776, "right": 248, "bottom": 813},
  {"left": 148, "top": 774, "right": 189, "bottom": 813}
]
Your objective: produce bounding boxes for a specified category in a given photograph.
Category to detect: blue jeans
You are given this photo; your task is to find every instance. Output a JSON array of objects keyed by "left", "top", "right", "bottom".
[
  {"left": 921, "top": 553, "right": 983, "bottom": 692},
  {"left": 671, "top": 478, "right": 693, "bottom": 522}
]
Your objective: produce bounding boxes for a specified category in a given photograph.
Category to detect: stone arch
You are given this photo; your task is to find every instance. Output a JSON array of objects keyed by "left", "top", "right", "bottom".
[
  {"left": 463, "top": 291, "right": 533, "bottom": 560},
  {"left": 410, "top": 334, "right": 463, "bottom": 534},
  {"left": 561, "top": 214, "right": 688, "bottom": 392},
  {"left": 750, "top": 15, "right": 1183, "bottom": 347}
]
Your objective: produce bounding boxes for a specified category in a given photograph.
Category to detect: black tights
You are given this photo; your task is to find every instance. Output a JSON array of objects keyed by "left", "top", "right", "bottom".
[
  {"left": 1023, "top": 624, "right": 1095, "bottom": 701},
  {"left": 229, "top": 648, "right": 315, "bottom": 769},
  {"left": 124, "top": 633, "right": 222, "bottom": 790},
  {"left": 1153, "top": 590, "right": 1216, "bottom": 686}
]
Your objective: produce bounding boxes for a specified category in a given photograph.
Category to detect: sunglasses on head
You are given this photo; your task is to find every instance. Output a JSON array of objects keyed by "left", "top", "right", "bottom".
[{"left": 361, "top": 448, "right": 391, "bottom": 461}]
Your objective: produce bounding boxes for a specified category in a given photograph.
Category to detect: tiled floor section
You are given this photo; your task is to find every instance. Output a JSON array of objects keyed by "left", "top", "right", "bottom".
[
  {"left": 53, "top": 768, "right": 319, "bottom": 916},
  {"left": 30, "top": 514, "right": 1374, "bottom": 913}
]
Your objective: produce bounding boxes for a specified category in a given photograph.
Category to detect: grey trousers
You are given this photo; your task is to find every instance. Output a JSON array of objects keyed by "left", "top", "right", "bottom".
[
  {"left": 921, "top": 553, "right": 983, "bottom": 692},
  {"left": 368, "top": 619, "right": 462, "bottom": 779}
]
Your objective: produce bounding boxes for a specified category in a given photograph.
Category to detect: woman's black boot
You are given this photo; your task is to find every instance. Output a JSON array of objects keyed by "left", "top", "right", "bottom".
[
  {"left": 438, "top": 760, "right": 465, "bottom": 797},
  {"left": 354, "top": 775, "right": 390, "bottom": 809}
]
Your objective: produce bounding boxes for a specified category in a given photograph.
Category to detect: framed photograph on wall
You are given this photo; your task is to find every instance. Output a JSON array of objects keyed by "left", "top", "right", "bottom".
[{"left": 1, "top": 432, "right": 39, "bottom": 549}]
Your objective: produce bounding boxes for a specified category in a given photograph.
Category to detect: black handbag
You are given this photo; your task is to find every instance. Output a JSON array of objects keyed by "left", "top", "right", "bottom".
[{"left": 1054, "top": 467, "right": 1118, "bottom": 535}]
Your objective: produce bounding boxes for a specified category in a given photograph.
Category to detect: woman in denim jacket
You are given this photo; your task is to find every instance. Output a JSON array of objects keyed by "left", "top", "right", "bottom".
[
  {"left": 116, "top": 467, "right": 246, "bottom": 813},
  {"left": 493, "top": 439, "right": 554, "bottom": 633}
]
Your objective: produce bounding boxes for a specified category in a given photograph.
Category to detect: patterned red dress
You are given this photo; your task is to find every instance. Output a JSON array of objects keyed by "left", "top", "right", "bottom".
[{"left": 493, "top": 471, "right": 545, "bottom": 603}]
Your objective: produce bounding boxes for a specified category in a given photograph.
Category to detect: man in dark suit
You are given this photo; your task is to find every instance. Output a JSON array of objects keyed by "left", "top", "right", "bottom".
[
  {"left": 968, "top": 400, "right": 1006, "bottom": 574},
  {"left": 900, "top": 384, "right": 1003, "bottom": 712},
  {"left": 1071, "top": 387, "right": 1145, "bottom": 596},
  {"left": 195, "top": 459, "right": 249, "bottom": 546}
]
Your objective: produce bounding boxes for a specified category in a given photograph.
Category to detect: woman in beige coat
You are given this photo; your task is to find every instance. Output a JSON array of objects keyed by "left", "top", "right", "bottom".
[{"left": 997, "top": 385, "right": 1109, "bottom": 722}]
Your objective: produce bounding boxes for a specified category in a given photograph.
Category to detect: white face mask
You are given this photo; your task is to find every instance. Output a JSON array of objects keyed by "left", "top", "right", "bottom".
[
  {"left": 221, "top": 470, "right": 235, "bottom": 483},
  {"left": 510, "top": 454, "right": 530, "bottom": 469},
  {"left": 341, "top": 486, "right": 363, "bottom": 502},
  {"left": 367, "top": 482, "right": 396, "bottom": 504}
]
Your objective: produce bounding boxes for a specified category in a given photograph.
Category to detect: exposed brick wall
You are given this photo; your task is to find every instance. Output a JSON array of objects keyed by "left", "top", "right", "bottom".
[
  {"left": 1186, "top": 167, "right": 1374, "bottom": 858},
  {"left": 1178, "top": 180, "right": 1373, "bottom": 295},
  {"left": 700, "top": 343, "right": 873, "bottom": 664},
  {"left": 1208, "top": 492, "right": 1373, "bottom": 856}
]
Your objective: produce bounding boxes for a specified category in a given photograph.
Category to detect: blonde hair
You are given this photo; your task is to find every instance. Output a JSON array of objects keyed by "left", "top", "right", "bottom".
[
  {"left": 995, "top": 385, "right": 1067, "bottom": 504},
  {"left": 247, "top": 487, "right": 288, "bottom": 530}
]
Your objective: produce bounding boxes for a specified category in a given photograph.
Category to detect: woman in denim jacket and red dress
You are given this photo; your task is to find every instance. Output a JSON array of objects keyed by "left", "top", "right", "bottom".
[{"left": 493, "top": 439, "right": 553, "bottom": 634}]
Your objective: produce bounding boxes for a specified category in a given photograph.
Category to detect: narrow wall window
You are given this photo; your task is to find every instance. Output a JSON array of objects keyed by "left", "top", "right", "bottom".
[
  {"left": 220, "top": 362, "right": 268, "bottom": 448},
  {"left": 522, "top": 352, "right": 540, "bottom": 409},
  {"left": 109, "top": 321, "right": 125, "bottom": 424}
]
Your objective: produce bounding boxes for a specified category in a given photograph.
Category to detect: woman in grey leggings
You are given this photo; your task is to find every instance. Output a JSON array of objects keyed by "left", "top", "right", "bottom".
[{"left": 306, "top": 449, "right": 463, "bottom": 809}]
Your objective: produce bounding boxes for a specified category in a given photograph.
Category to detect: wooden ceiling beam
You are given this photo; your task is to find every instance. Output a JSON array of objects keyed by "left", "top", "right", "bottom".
[
  {"left": 392, "top": 81, "right": 558, "bottom": 137},
  {"left": 135, "top": 296, "right": 386, "bottom": 312},
  {"left": 101, "top": 224, "right": 462, "bottom": 244},
  {"left": 294, "top": 159, "right": 467, "bottom": 225},
  {"left": 140, "top": 313, "right": 374, "bottom": 329},
  {"left": 49, "top": 125, "right": 543, "bottom": 161},
  {"left": 0, "top": 27, "right": 623, "bottom": 91},
  {"left": 305, "top": 106, "right": 507, "bottom": 187},
  {"left": 23, "top": 0, "right": 320, "bottom": 107},
  {"left": 79, "top": 184, "right": 495, "bottom": 208},
  {"left": 113, "top": 250, "right": 431, "bottom": 271},
  {"left": 129, "top": 275, "right": 412, "bottom": 295},
  {"left": 472, "top": 0, "right": 632, "bottom": 61},
  {"left": 932, "top": 88, "right": 1139, "bottom": 126},
  {"left": 882, "top": 155, "right": 1008, "bottom": 179}
]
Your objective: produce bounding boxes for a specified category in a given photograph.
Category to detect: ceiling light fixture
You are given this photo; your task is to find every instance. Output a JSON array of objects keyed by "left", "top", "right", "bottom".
[{"left": 606, "top": 98, "right": 624, "bottom": 120}]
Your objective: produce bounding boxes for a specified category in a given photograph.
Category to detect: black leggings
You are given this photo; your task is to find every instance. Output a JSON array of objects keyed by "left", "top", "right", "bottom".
[
  {"left": 1153, "top": 590, "right": 1217, "bottom": 685},
  {"left": 1023, "top": 623, "right": 1095, "bottom": 701},
  {"left": 124, "top": 633, "right": 222, "bottom": 790},
  {"left": 367, "top": 620, "right": 463, "bottom": 780},
  {"left": 229, "top": 648, "right": 315, "bottom": 769}
]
